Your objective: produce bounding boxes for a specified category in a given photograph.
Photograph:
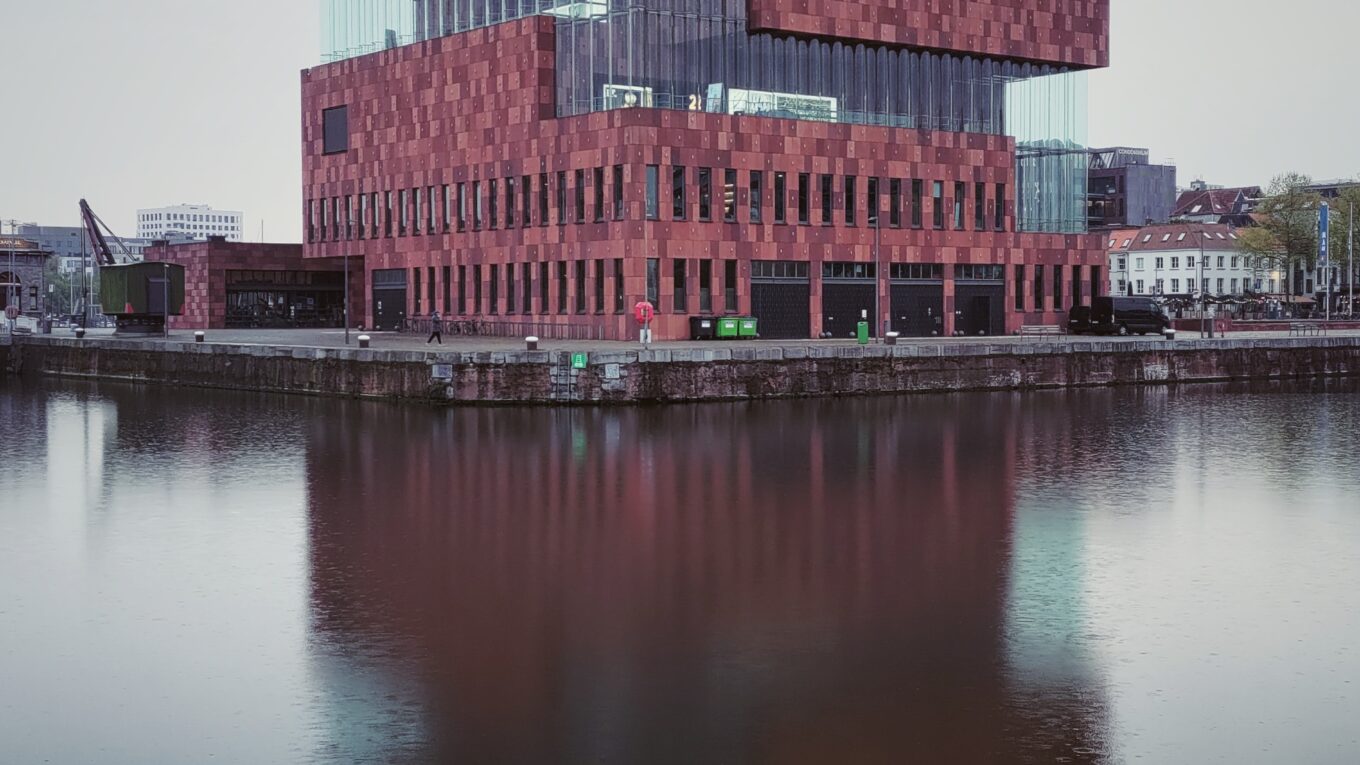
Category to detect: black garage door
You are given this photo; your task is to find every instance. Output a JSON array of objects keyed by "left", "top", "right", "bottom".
[
  {"left": 954, "top": 283, "right": 1006, "bottom": 337},
  {"left": 822, "top": 283, "right": 876, "bottom": 339},
  {"left": 751, "top": 282, "right": 810, "bottom": 340},
  {"left": 372, "top": 268, "right": 407, "bottom": 331},
  {"left": 891, "top": 283, "right": 945, "bottom": 337}
]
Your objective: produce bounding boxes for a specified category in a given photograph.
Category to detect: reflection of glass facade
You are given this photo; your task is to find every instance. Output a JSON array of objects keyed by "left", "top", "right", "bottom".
[{"left": 318, "top": 0, "right": 1088, "bottom": 233}]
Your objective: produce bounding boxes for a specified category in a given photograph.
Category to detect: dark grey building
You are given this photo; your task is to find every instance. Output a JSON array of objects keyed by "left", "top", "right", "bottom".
[
  {"left": 1087, "top": 147, "right": 1177, "bottom": 230},
  {"left": 1, "top": 237, "right": 54, "bottom": 315}
]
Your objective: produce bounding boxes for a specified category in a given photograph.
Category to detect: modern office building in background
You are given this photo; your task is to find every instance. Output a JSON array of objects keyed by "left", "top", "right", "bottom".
[
  {"left": 137, "top": 204, "right": 244, "bottom": 242},
  {"left": 304, "top": 0, "right": 1109, "bottom": 339},
  {"left": 1087, "top": 147, "right": 1176, "bottom": 230}
]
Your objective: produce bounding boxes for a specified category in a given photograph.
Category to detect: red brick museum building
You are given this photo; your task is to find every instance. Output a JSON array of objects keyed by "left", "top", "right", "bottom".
[{"left": 303, "top": 0, "right": 1109, "bottom": 339}]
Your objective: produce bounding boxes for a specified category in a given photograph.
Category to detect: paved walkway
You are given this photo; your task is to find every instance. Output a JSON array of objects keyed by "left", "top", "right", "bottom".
[{"left": 40, "top": 325, "right": 1360, "bottom": 352}]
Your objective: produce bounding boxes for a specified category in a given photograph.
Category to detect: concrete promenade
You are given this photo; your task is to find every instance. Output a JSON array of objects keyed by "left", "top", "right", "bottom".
[{"left": 46, "top": 325, "right": 1360, "bottom": 354}]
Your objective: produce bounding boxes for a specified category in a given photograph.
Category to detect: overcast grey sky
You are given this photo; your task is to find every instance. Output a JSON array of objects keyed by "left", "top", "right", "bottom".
[{"left": 1, "top": 1, "right": 1354, "bottom": 241}]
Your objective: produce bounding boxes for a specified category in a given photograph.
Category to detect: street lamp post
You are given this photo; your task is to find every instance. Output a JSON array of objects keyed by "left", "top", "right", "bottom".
[
  {"left": 344, "top": 251, "right": 351, "bottom": 345},
  {"left": 874, "top": 213, "right": 882, "bottom": 342},
  {"left": 163, "top": 262, "right": 170, "bottom": 338}
]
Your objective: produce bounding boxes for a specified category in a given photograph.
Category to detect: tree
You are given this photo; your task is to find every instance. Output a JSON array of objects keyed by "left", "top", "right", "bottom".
[{"left": 1238, "top": 172, "right": 1322, "bottom": 296}]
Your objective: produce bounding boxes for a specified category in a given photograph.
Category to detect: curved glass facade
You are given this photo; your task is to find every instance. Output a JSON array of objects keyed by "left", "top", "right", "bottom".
[{"left": 318, "top": 0, "right": 1089, "bottom": 233}]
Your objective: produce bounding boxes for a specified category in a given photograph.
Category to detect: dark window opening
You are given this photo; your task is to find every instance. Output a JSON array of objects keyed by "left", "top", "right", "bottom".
[
  {"left": 322, "top": 106, "right": 348, "bottom": 155},
  {"left": 594, "top": 259, "right": 605, "bottom": 313},
  {"left": 522, "top": 175, "right": 532, "bottom": 227},
  {"left": 723, "top": 169, "right": 737, "bottom": 223},
  {"left": 614, "top": 258, "right": 625, "bottom": 313},
  {"left": 645, "top": 165, "right": 659, "bottom": 220},
  {"left": 845, "top": 176, "right": 857, "bottom": 226},
  {"left": 575, "top": 260, "right": 587, "bottom": 314},
  {"left": 698, "top": 167, "right": 712, "bottom": 221},
  {"left": 889, "top": 179, "right": 902, "bottom": 228},
  {"left": 412, "top": 268, "right": 422, "bottom": 314},
  {"left": 506, "top": 263, "right": 516, "bottom": 313},
  {"left": 975, "top": 183, "right": 986, "bottom": 231},
  {"left": 995, "top": 183, "right": 1006, "bottom": 231},
  {"left": 646, "top": 258, "right": 660, "bottom": 305},
  {"left": 539, "top": 173, "right": 549, "bottom": 226},
  {"left": 672, "top": 166, "right": 687, "bottom": 220},
  {"left": 1014, "top": 265, "right": 1025, "bottom": 311},
  {"left": 556, "top": 171, "right": 567, "bottom": 225},
  {"left": 612, "top": 165, "right": 624, "bottom": 220},
  {"left": 594, "top": 167, "right": 605, "bottom": 222},
  {"left": 820, "top": 174, "right": 833, "bottom": 225},
  {"left": 488, "top": 180, "right": 498, "bottom": 230},
  {"left": 574, "top": 169, "right": 585, "bottom": 223},
  {"left": 797, "top": 173, "right": 810, "bottom": 225},
  {"left": 750, "top": 171, "right": 763, "bottom": 224},
  {"left": 473, "top": 181, "right": 482, "bottom": 230},
  {"left": 473, "top": 265, "right": 483, "bottom": 314},
  {"left": 557, "top": 262, "right": 568, "bottom": 314},
  {"left": 932, "top": 181, "right": 944, "bottom": 230},
  {"left": 673, "top": 259, "right": 687, "bottom": 313},
  {"left": 505, "top": 177, "right": 515, "bottom": 229},
  {"left": 774, "top": 172, "right": 787, "bottom": 224},
  {"left": 456, "top": 183, "right": 467, "bottom": 232},
  {"left": 911, "top": 179, "right": 923, "bottom": 228},
  {"left": 724, "top": 260, "right": 738, "bottom": 312},
  {"left": 458, "top": 265, "right": 467, "bottom": 314},
  {"left": 699, "top": 259, "right": 713, "bottom": 313}
]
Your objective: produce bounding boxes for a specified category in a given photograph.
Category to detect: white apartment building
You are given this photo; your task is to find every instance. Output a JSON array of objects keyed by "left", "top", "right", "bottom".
[
  {"left": 137, "top": 204, "right": 244, "bottom": 241},
  {"left": 1108, "top": 223, "right": 1262, "bottom": 297}
]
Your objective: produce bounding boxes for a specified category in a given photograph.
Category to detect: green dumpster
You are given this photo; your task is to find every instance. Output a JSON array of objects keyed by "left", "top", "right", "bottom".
[
  {"left": 717, "top": 317, "right": 741, "bottom": 339},
  {"left": 738, "top": 317, "right": 759, "bottom": 338}
]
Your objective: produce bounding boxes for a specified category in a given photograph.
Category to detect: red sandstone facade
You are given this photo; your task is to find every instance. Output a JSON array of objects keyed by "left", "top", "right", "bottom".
[
  {"left": 151, "top": 239, "right": 362, "bottom": 331},
  {"left": 303, "top": 6, "right": 1108, "bottom": 340}
]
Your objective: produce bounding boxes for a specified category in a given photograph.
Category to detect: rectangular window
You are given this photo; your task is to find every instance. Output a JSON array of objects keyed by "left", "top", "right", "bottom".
[
  {"left": 505, "top": 177, "right": 515, "bottom": 229},
  {"left": 594, "top": 259, "right": 605, "bottom": 313},
  {"left": 1172, "top": 257, "right": 1179, "bottom": 269},
  {"left": 995, "top": 183, "right": 1006, "bottom": 230},
  {"left": 441, "top": 185, "right": 450, "bottom": 233},
  {"left": 797, "top": 173, "right": 810, "bottom": 224},
  {"left": 539, "top": 173, "right": 549, "bottom": 226},
  {"left": 522, "top": 175, "right": 532, "bottom": 227},
  {"left": 310, "top": 199, "right": 320, "bottom": 242},
  {"left": 645, "top": 165, "right": 659, "bottom": 220},
  {"left": 646, "top": 258, "right": 660, "bottom": 304},
  {"left": 438, "top": 265, "right": 450, "bottom": 313},
  {"left": 506, "top": 263, "right": 516, "bottom": 313},
  {"left": 409, "top": 188, "right": 421, "bottom": 237},
  {"left": 887, "top": 179, "right": 902, "bottom": 228},
  {"left": 1014, "top": 265, "right": 1026, "bottom": 311},
  {"left": 488, "top": 180, "right": 498, "bottom": 229},
  {"left": 594, "top": 167, "right": 605, "bottom": 222},
  {"left": 725, "top": 260, "right": 738, "bottom": 312},
  {"left": 383, "top": 191, "right": 393, "bottom": 237},
  {"left": 1172, "top": 278, "right": 1181, "bottom": 293},
  {"left": 673, "top": 259, "right": 687, "bottom": 313},
  {"left": 673, "top": 165, "right": 687, "bottom": 220},
  {"left": 495, "top": 261, "right": 505, "bottom": 310},
  {"left": 750, "top": 171, "right": 763, "bottom": 224},
  {"left": 820, "top": 174, "right": 833, "bottom": 225},
  {"left": 613, "top": 165, "right": 624, "bottom": 220},
  {"left": 1092, "top": 267, "right": 1102, "bottom": 302},
  {"left": 724, "top": 169, "right": 737, "bottom": 223},
  {"left": 473, "top": 181, "right": 482, "bottom": 230},
  {"left": 458, "top": 265, "right": 466, "bottom": 314},
  {"left": 1053, "top": 265, "right": 1064, "bottom": 310},
  {"left": 932, "top": 181, "right": 945, "bottom": 229},
  {"left": 1136, "top": 279, "right": 1145, "bottom": 294},
  {"left": 322, "top": 105, "right": 348, "bottom": 154},
  {"left": 699, "top": 259, "right": 713, "bottom": 312},
  {"left": 556, "top": 171, "right": 567, "bottom": 225},
  {"left": 473, "top": 265, "right": 482, "bottom": 314},
  {"left": 845, "top": 176, "right": 857, "bottom": 226},
  {"left": 575, "top": 260, "right": 587, "bottom": 314},
  {"left": 1035, "top": 264, "right": 1045, "bottom": 309},
  {"left": 345, "top": 195, "right": 354, "bottom": 239},
  {"left": 426, "top": 186, "right": 436, "bottom": 234},
  {"left": 370, "top": 192, "right": 380, "bottom": 238},
  {"left": 1073, "top": 265, "right": 1083, "bottom": 305},
  {"left": 357, "top": 194, "right": 367, "bottom": 240},
  {"left": 412, "top": 268, "right": 422, "bottom": 314},
  {"left": 574, "top": 169, "right": 585, "bottom": 223},
  {"left": 866, "top": 177, "right": 879, "bottom": 227},
  {"left": 427, "top": 266, "right": 436, "bottom": 310},
  {"left": 698, "top": 167, "right": 712, "bottom": 221},
  {"left": 774, "top": 172, "right": 787, "bottom": 224},
  {"left": 911, "top": 180, "right": 924, "bottom": 228},
  {"left": 975, "top": 183, "right": 986, "bottom": 230},
  {"left": 456, "top": 183, "right": 467, "bottom": 232},
  {"left": 614, "top": 258, "right": 625, "bottom": 313},
  {"left": 398, "top": 190, "right": 409, "bottom": 236},
  {"left": 540, "top": 262, "right": 548, "bottom": 312},
  {"left": 523, "top": 262, "right": 534, "bottom": 313},
  {"left": 953, "top": 181, "right": 966, "bottom": 229},
  {"left": 557, "top": 262, "right": 568, "bottom": 314}
]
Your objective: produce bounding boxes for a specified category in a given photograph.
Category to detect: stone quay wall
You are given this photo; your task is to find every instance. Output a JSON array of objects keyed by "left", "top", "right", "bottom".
[{"left": 6, "top": 335, "right": 1360, "bottom": 405}]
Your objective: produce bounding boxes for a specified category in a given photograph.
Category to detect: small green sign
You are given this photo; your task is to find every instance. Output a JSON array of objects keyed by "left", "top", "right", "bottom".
[{"left": 571, "top": 353, "right": 588, "bottom": 370}]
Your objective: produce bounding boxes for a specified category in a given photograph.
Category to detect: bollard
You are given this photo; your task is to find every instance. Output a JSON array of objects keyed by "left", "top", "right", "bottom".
[
  {"left": 526, "top": 335, "right": 539, "bottom": 351},
  {"left": 74, "top": 327, "right": 85, "bottom": 339},
  {"left": 358, "top": 334, "right": 371, "bottom": 349},
  {"left": 194, "top": 331, "right": 205, "bottom": 343},
  {"left": 1164, "top": 329, "right": 1176, "bottom": 342},
  {"left": 885, "top": 331, "right": 900, "bottom": 346}
]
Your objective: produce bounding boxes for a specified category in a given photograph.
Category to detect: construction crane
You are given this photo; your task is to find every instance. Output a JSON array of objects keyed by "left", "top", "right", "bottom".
[
  {"left": 78, "top": 198, "right": 136, "bottom": 266},
  {"left": 78, "top": 198, "right": 186, "bottom": 335}
]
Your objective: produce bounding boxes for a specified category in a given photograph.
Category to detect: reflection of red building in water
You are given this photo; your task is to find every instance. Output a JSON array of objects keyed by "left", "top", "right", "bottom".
[
  {"left": 304, "top": 396, "right": 1107, "bottom": 762},
  {"left": 303, "top": 1, "right": 1109, "bottom": 339}
]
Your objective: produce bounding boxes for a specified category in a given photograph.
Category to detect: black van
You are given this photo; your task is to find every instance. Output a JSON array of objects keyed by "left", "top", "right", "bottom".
[{"left": 1069, "top": 297, "right": 1170, "bottom": 336}]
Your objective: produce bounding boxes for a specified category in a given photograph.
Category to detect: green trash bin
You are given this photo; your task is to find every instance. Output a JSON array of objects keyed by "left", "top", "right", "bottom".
[
  {"left": 857, "top": 321, "right": 870, "bottom": 345},
  {"left": 738, "top": 317, "right": 759, "bottom": 338},
  {"left": 716, "top": 317, "right": 741, "bottom": 339}
]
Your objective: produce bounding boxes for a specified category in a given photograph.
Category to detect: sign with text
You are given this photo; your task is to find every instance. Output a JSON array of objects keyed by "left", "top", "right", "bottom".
[{"left": 1319, "top": 202, "right": 1331, "bottom": 268}]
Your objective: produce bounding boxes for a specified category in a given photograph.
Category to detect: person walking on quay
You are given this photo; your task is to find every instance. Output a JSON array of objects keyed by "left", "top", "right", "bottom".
[{"left": 427, "top": 311, "right": 443, "bottom": 345}]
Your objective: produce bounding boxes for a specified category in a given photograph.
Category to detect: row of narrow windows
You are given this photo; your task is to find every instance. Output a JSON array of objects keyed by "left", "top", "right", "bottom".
[
  {"left": 307, "top": 167, "right": 1009, "bottom": 243},
  {"left": 393, "top": 260, "right": 1102, "bottom": 318}
]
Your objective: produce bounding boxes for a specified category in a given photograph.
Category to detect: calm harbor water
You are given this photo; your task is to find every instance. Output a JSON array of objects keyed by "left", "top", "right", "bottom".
[{"left": 1, "top": 378, "right": 1358, "bottom": 764}]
